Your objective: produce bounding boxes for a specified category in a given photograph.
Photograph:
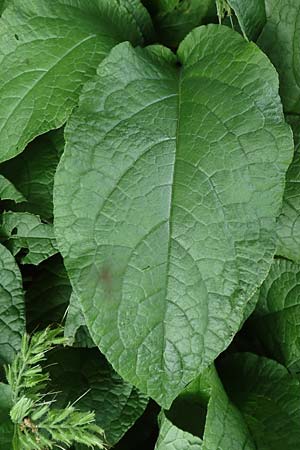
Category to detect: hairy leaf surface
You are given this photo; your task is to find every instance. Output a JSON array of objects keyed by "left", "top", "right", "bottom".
[
  {"left": 1, "top": 212, "right": 58, "bottom": 265},
  {"left": 48, "top": 348, "right": 148, "bottom": 446},
  {"left": 54, "top": 25, "right": 292, "bottom": 407},
  {"left": 0, "top": 0, "right": 153, "bottom": 162},
  {"left": 220, "top": 353, "right": 300, "bottom": 450},
  {"left": 0, "top": 244, "right": 25, "bottom": 365},
  {"left": 258, "top": 0, "right": 300, "bottom": 113}
]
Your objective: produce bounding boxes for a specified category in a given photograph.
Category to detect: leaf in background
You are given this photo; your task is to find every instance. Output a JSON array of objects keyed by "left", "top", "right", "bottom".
[
  {"left": 277, "top": 115, "right": 300, "bottom": 262},
  {"left": 54, "top": 25, "right": 292, "bottom": 407},
  {"left": 227, "top": 0, "right": 266, "bottom": 41},
  {"left": 0, "top": 383, "right": 13, "bottom": 450},
  {"left": 0, "top": 0, "right": 153, "bottom": 163},
  {"left": 25, "top": 255, "right": 72, "bottom": 331},
  {"left": 0, "top": 129, "right": 64, "bottom": 219},
  {"left": 258, "top": 0, "right": 300, "bottom": 113},
  {"left": 0, "top": 175, "right": 25, "bottom": 203},
  {"left": 220, "top": 353, "right": 300, "bottom": 450},
  {"left": 148, "top": 0, "right": 216, "bottom": 48},
  {"left": 65, "top": 292, "right": 95, "bottom": 348},
  {"left": 155, "top": 365, "right": 255, "bottom": 450},
  {"left": 1, "top": 211, "right": 58, "bottom": 265},
  {"left": 0, "top": 243, "right": 25, "bottom": 365},
  {"left": 250, "top": 258, "right": 300, "bottom": 372},
  {"left": 155, "top": 412, "right": 202, "bottom": 450},
  {"left": 48, "top": 348, "right": 148, "bottom": 446}
]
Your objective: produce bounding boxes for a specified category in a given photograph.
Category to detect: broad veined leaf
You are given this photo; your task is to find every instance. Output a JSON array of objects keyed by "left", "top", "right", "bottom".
[
  {"left": 0, "top": 175, "right": 25, "bottom": 203},
  {"left": 258, "top": 0, "right": 300, "bottom": 113},
  {"left": 48, "top": 348, "right": 149, "bottom": 446},
  {"left": 25, "top": 255, "right": 72, "bottom": 331},
  {"left": 0, "top": 212, "right": 58, "bottom": 265},
  {"left": 250, "top": 258, "right": 300, "bottom": 372},
  {"left": 220, "top": 353, "right": 300, "bottom": 450},
  {"left": 155, "top": 365, "right": 255, "bottom": 450},
  {"left": 146, "top": 0, "right": 216, "bottom": 48},
  {"left": 0, "top": 383, "right": 13, "bottom": 450},
  {"left": 227, "top": 0, "right": 266, "bottom": 41},
  {"left": 0, "top": 243, "right": 25, "bottom": 365},
  {"left": 65, "top": 292, "right": 95, "bottom": 348},
  {"left": 0, "top": 130, "right": 64, "bottom": 219},
  {"left": 277, "top": 116, "right": 300, "bottom": 261},
  {"left": 0, "top": 0, "right": 153, "bottom": 163},
  {"left": 54, "top": 25, "right": 293, "bottom": 407}
]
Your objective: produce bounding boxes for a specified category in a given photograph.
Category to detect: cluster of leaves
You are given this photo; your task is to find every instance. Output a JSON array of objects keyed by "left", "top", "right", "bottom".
[{"left": 0, "top": 0, "right": 300, "bottom": 449}]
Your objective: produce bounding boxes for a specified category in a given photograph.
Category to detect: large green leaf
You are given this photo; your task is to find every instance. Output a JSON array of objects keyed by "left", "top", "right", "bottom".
[
  {"left": 0, "top": 0, "right": 153, "bottom": 163},
  {"left": 48, "top": 348, "right": 148, "bottom": 446},
  {"left": 54, "top": 25, "right": 292, "bottom": 407},
  {"left": 0, "top": 243, "right": 25, "bottom": 365},
  {"left": 0, "top": 383, "right": 13, "bottom": 450},
  {"left": 258, "top": 0, "right": 300, "bottom": 113},
  {"left": 0, "top": 175, "right": 25, "bottom": 203},
  {"left": 0, "top": 212, "right": 58, "bottom": 265},
  {"left": 227, "top": 0, "right": 266, "bottom": 41},
  {"left": 0, "top": 130, "right": 64, "bottom": 219},
  {"left": 277, "top": 116, "right": 300, "bottom": 261},
  {"left": 220, "top": 353, "right": 300, "bottom": 450},
  {"left": 250, "top": 258, "right": 300, "bottom": 372}
]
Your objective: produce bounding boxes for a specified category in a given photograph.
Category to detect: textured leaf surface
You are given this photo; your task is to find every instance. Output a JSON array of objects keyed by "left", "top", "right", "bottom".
[
  {"left": 25, "top": 255, "right": 72, "bottom": 330},
  {"left": 0, "top": 0, "right": 153, "bottom": 162},
  {"left": 0, "top": 383, "right": 13, "bottom": 450},
  {"left": 0, "top": 243, "right": 25, "bottom": 365},
  {"left": 228, "top": 0, "right": 266, "bottom": 41},
  {"left": 258, "top": 0, "right": 300, "bottom": 113},
  {"left": 48, "top": 348, "right": 148, "bottom": 446},
  {"left": 1, "top": 212, "right": 58, "bottom": 265},
  {"left": 220, "top": 353, "right": 300, "bottom": 450},
  {"left": 0, "top": 130, "right": 64, "bottom": 219},
  {"left": 277, "top": 116, "right": 300, "bottom": 261},
  {"left": 54, "top": 25, "right": 292, "bottom": 407},
  {"left": 250, "top": 258, "right": 300, "bottom": 372},
  {"left": 0, "top": 175, "right": 25, "bottom": 203},
  {"left": 65, "top": 292, "right": 95, "bottom": 348}
]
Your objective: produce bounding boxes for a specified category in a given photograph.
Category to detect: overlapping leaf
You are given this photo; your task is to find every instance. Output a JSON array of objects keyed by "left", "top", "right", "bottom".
[
  {"left": 258, "top": 0, "right": 300, "bottom": 113},
  {"left": 0, "top": 0, "right": 153, "bottom": 163},
  {"left": 65, "top": 292, "right": 95, "bottom": 348},
  {"left": 48, "top": 348, "right": 148, "bottom": 446},
  {"left": 1, "top": 212, "right": 58, "bottom": 265},
  {"left": 54, "top": 25, "right": 292, "bottom": 407},
  {"left": 0, "top": 175, "right": 25, "bottom": 203},
  {"left": 0, "top": 244, "right": 25, "bottom": 365},
  {"left": 0, "top": 130, "right": 64, "bottom": 219},
  {"left": 220, "top": 353, "right": 300, "bottom": 450},
  {"left": 250, "top": 258, "right": 300, "bottom": 372},
  {"left": 227, "top": 0, "right": 266, "bottom": 40},
  {"left": 277, "top": 116, "right": 300, "bottom": 261}
]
